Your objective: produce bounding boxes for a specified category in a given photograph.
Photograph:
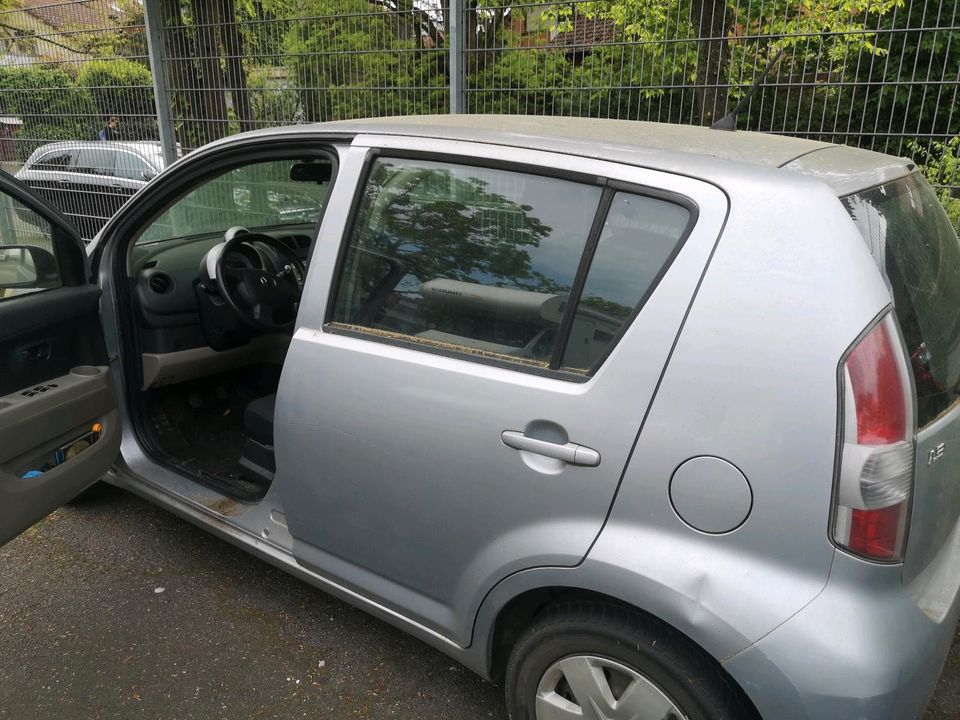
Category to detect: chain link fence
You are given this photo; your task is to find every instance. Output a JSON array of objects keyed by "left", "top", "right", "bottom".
[{"left": 0, "top": 0, "right": 956, "bottom": 238}]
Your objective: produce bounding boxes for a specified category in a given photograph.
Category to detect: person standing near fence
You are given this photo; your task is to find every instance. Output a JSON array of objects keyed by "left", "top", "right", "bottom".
[{"left": 97, "top": 116, "right": 120, "bottom": 141}]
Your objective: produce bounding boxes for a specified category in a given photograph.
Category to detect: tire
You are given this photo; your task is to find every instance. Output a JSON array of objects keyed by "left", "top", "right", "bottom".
[{"left": 505, "top": 601, "right": 756, "bottom": 720}]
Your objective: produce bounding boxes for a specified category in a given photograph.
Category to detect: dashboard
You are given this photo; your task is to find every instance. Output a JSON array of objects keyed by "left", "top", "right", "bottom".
[{"left": 130, "top": 225, "right": 314, "bottom": 354}]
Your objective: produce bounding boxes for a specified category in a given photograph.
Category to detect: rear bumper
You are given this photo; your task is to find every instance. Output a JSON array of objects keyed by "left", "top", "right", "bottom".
[{"left": 723, "top": 520, "right": 960, "bottom": 720}]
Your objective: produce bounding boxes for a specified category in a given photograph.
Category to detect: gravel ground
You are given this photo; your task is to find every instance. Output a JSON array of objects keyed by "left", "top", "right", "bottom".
[{"left": 0, "top": 484, "right": 957, "bottom": 720}]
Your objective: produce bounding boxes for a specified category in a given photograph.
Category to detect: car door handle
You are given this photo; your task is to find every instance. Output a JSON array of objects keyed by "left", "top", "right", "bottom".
[{"left": 501, "top": 430, "right": 601, "bottom": 467}]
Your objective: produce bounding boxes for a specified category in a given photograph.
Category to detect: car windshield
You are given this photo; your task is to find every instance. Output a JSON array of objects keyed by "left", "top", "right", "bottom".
[
  {"left": 844, "top": 174, "right": 960, "bottom": 427},
  {"left": 136, "top": 158, "right": 332, "bottom": 245}
]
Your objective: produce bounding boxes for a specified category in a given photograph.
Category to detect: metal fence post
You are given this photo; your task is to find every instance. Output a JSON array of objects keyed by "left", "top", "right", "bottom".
[
  {"left": 143, "top": 0, "right": 178, "bottom": 166},
  {"left": 449, "top": 0, "right": 465, "bottom": 114}
]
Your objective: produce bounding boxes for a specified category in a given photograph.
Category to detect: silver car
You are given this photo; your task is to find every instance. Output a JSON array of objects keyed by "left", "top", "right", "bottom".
[
  {"left": 15, "top": 140, "right": 168, "bottom": 240},
  {"left": 0, "top": 116, "right": 958, "bottom": 720}
]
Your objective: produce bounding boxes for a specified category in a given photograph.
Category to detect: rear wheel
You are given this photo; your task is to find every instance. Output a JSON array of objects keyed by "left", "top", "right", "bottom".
[{"left": 505, "top": 601, "right": 755, "bottom": 720}]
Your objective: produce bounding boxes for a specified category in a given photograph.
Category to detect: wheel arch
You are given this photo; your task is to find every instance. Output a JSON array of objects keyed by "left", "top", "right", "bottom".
[
  {"left": 466, "top": 562, "right": 769, "bottom": 710},
  {"left": 475, "top": 582, "right": 763, "bottom": 720}
]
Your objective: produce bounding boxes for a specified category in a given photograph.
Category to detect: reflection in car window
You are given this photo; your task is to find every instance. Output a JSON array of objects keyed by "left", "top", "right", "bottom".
[
  {"left": 332, "top": 158, "right": 602, "bottom": 368},
  {"left": 561, "top": 192, "right": 690, "bottom": 371},
  {"left": 0, "top": 193, "right": 61, "bottom": 302},
  {"left": 136, "top": 158, "right": 332, "bottom": 245}
]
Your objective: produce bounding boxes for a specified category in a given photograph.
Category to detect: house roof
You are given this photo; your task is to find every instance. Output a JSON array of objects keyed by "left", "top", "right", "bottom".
[
  {"left": 554, "top": 14, "right": 618, "bottom": 51},
  {"left": 22, "top": 0, "right": 120, "bottom": 32}
]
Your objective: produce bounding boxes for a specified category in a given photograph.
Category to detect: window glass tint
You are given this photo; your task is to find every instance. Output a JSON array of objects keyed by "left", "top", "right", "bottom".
[
  {"left": 34, "top": 150, "right": 73, "bottom": 171},
  {"left": 0, "top": 193, "right": 60, "bottom": 301},
  {"left": 332, "top": 158, "right": 602, "bottom": 368},
  {"left": 844, "top": 174, "right": 960, "bottom": 427},
  {"left": 75, "top": 147, "right": 114, "bottom": 176},
  {"left": 562, "top": 193, "right": 690, "bottom": 371},
  {"left": 137, "top": 158, "right": 332, "bottom": 245},
  {"left": 115, "top": 151, "right": 153, "bottom": 181}
]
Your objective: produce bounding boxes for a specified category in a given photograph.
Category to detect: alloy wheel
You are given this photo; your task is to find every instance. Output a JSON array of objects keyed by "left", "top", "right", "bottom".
[{"left": 535, "top": 655, "right": 689, "bottom": 720}]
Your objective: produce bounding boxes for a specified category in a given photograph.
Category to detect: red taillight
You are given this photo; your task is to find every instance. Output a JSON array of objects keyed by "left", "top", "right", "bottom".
[
  {"left": 833, "top": 314, "right": 915, "bottom": 562},
  {"left": 847, "top": 322, "right": 906, "bottom": 444},
  {"left": 848, "top": 504, "right": 905, "bottom": 560}
]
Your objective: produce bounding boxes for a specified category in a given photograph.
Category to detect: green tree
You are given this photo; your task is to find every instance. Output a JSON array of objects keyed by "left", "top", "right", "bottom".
[
  {"left": 913, "top": 137, "right": 960, "bottom": 232},
  {"left": 842, "top": 0, "right": 960, "bottom": 150},
  {"left": 283, "top": 0, "right": 446, "bottom": 121},
  {"left": 0, "top": 66, "right": 95, "bottom": 158},
  {"left": 541, "top": 0, "right": 902, "bottom": 125},
  {"left": 77, "top": 59, "right": 157, "bottom": 141}
]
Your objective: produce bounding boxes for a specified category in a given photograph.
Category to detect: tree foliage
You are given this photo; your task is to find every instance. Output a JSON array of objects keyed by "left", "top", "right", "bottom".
[
  {"left": 77, "top": 59, "right": 157, "bottom": 141},
  {"left": 283, "top": 0, "right": 447, "bottom": 121},
  {"left": 0, "top": 66, "right": 95, "bottom": 157},
  {"left": 0, "top": 0, "right": 953, "bottom": 218}
]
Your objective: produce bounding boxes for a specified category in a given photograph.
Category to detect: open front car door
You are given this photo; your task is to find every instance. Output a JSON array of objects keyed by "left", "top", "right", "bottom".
[{"left": 0, "top": 170, "right": 121, "bottom": 545}]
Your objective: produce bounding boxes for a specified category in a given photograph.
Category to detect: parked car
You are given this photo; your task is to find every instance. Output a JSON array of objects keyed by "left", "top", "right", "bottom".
[
  {"left": 1, "top": 116, "right": 959, "bottom": 720},
  {"left": 15, "top": 141, "right": 170, "bottom": 240}
]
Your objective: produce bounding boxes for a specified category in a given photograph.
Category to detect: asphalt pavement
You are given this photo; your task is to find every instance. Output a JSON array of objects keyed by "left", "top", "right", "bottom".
[{"left": 1, "top": 484, "right": 957, "bottom": 720}]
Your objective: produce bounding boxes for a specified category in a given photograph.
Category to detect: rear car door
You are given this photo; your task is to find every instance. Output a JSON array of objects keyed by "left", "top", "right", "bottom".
[
  {"left": 73, "top": 147, "right": 118, "bottom": 240},
  {"left": 276, "top": 138, "right": 728, "bottom": 646},
  {"left": 0, "top": 171, "right": 121, "bottom": 545},
  {"left": 108, "top": 149, "right": 149, "bottom": 216}
]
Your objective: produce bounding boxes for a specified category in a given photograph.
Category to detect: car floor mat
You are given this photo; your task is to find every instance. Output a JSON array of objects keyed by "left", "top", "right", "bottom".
[{"left": 142, "top": 367, "right": 278, "bottom": 501}]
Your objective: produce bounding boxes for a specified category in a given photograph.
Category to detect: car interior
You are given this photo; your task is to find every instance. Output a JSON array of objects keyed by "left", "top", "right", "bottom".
[{"left": 124, "top": 155, "right": 334, "bottom": 501}]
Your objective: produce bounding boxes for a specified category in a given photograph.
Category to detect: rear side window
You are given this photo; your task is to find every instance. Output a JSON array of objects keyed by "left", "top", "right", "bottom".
[
  {"left": 332, "top": 157, "right": 692, "bottom": 375},
  {"left": 845, "top": 174, "right": 960, "bottom": 427},
  {"left": 333, "top": 158, "right": 601, "bottom": 368},
  {"left": 75, "top": 147, "right": 115, "bottom": 176},
  {"left": 115, "top": 151, "right": 153, "bottom": 181}
]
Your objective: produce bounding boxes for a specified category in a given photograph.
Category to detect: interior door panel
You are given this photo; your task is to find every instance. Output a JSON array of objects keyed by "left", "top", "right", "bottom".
[
  {"left": 0, "top": 173, "right": 120, "bottom": 545},
  {"left": 0, "top": 285, "right": 105, "bottom": 395}
]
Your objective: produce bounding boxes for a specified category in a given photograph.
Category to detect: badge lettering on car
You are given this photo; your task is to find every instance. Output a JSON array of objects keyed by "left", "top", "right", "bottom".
[{"left": 927, "top": 442, "right": 946, "bottom": 466}]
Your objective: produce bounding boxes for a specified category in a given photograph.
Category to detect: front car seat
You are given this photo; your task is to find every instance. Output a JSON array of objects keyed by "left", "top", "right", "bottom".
[{"left": 240, "top": 393, "right": 276, "bottom": 483}]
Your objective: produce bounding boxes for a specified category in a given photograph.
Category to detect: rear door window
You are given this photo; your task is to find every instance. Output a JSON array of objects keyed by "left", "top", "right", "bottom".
[
  {"left": 75, "top": 147, "right": 115, "bottom": 176},
  {"left": 332, "top": 157, "right": 693, "bottom": 375},
  {"left": 844, "top": 174, "right": 960, "bottom": 427},
  {"left": 332, "top": 158, "right": 602, "bottom": 368}
]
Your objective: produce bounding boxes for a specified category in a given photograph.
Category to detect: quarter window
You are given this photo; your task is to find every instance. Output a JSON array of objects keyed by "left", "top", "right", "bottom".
[
  {"left": 332, "top": 158, "right": 602, "bottom": 368},
  {"left": 561, "top": 192, "right": 691, "bottom": 371}
]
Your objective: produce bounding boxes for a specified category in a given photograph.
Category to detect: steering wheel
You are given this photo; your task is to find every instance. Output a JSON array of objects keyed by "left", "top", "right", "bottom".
[{"left": 212, "top": 230, "right": 306, "bottom": 332}]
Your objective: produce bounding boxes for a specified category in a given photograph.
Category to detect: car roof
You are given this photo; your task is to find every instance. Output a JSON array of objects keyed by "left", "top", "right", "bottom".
[
  {"left": 237, "top": 114, "right": 913, "bottom": 196},
  {"left": 29, "top": 140, "right": 165, "bottom": 157},
  {"left": 328, "top": 114, "right": 832, "bottom": 167}
]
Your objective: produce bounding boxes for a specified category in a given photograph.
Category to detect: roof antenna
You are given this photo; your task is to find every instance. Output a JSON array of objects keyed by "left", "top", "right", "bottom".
[{"left": 711, "top": 48, "right": 785, "bottom": 131}]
